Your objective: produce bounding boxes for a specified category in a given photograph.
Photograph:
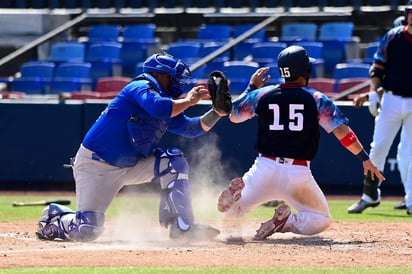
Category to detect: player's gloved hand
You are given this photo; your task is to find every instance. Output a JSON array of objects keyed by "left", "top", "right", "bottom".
[{"left": 368, "top": 90, "right": 380, "bottom": 117}]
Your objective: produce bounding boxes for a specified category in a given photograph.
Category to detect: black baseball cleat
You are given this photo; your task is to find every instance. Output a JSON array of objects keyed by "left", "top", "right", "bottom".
[
  {"left": 393, "top": 201, "right": 406, "bottom": 210},
  {"left": 407, "top": 206, "right": 412, "bottom": 216},
  {"left": 347, "top": 199, "right": 380, "bottom": 214}
]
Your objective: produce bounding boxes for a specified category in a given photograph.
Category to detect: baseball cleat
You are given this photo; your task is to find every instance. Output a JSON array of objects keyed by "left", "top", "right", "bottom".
[
  {"left": 393, "top": 201, "right": 406, "bottom": 210},
  {"left": 169, "top": 222, "right": 220, "bottom": 242},
  {"left": 253, "top": 204, "right": 291, "bottom": 240},
  {"left": 347, "top": 199, "right": 380, "bottom": 214},
  {"left": 407, "top": 206, "right": 412, "bottom": 216},
  {"left": 217, "top": 177, "right": 245, "bottom": 212}
]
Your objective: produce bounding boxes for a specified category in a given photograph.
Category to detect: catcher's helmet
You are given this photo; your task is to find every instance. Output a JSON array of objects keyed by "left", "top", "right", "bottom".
[
  {"left": 277, "top": 45, "right": 313, "bottom": 81},
  {"left": 142, "top": 53, "right": 190, "bottom": 79},
  {"left": 142, "top": 53, "right": 191, "bottom": 98}
]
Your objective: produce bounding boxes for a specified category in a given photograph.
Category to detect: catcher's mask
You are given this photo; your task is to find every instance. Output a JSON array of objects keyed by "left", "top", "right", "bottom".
[
  {"left": 277, "top": 45, "right": 314, "bottom": 84},
  {"left": 142, "top": 53, "right": 191, "bottom": 98}
]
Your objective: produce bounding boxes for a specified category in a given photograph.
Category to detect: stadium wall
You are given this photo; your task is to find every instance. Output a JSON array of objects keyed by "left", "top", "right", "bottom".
[{"left": 0, "top": 100, "right": 402, "bottom": 195}]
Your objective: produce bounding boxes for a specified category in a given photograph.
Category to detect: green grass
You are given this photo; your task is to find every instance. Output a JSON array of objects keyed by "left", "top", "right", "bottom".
[{"left": 1, "top": 193, "right": 411, "bottom": 273}]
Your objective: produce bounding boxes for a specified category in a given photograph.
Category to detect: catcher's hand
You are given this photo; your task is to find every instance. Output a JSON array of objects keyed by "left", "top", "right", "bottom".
[{"left": 208, "top": 70, "right": 232, "bottom": 115}]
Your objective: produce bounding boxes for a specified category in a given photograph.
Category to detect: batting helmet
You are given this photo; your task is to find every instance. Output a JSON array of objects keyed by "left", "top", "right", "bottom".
[
  {"left": 405, "top": 0, "right": 412, "bottom": 19},
  {"left": 277, "top": 45, "right": 313, "bottom": 82},
  {"left": 142, "top": 53, "right": 191, "bottom": 98}
]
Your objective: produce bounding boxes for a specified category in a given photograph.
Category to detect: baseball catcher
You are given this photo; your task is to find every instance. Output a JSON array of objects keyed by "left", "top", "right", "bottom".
[{"left": 208, "top": 70, "right": 232, "bottom": 115}]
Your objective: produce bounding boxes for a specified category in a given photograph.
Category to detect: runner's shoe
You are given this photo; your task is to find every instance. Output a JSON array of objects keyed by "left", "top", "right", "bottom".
[
  {"left": 217, "top": 177, "right": 245, "bottom": 212},
  {"left": 254, "top": 204, "right": 291, "bottom": 240}
]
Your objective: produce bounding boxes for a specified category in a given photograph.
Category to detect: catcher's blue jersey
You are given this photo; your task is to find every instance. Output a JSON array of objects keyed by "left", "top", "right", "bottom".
[
  {"left": 82, "top": 73, "right": 205, "bottom": 168},
  {"left": 374, "top": 25, "right": 412, "bottom": 96},
  {"left": 231, "top": 84, "right": 349, "bottom": 160}
]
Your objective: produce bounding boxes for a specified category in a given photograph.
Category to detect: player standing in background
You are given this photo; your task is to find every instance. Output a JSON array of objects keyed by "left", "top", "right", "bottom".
[
  {"left": 36, "top": 53, "right": 223, "bottom": 242},
  {"left": 217, "top": 46, "right": 384, "bottom": 240},
  {"left": 350, "top": 15, "right": 409, "bottom": 211},
  {"left": 347, "top": 5, "right": 412, "bottom": 215}
]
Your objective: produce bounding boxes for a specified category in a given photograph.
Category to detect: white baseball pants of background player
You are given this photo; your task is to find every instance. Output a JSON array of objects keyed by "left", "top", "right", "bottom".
[{"left": 368, "top": 92, "right": 412, "bottom": 207}]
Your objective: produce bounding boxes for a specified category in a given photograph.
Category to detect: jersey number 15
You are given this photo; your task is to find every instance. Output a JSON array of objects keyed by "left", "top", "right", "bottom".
[{"left": 269, "top": 103, "right": 304, "bottom": 131}]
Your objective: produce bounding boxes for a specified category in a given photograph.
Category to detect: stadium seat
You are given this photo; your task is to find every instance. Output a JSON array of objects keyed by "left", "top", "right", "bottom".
[
  {"left": 86, "top": 42, "right": 122, "bottom": 86},
  {"left": 120, "top": 24, "right": 158, "bottom": 77},
  {"left": 166, "top": 41, "right": 202, "bottom": 64},
  {"left": 86, "top": 24, "right": 121, "bottom": 44},
  {"left": 197, "top": 24, "right": 232, "bottom": 43},
  {"left": 319, "top": 22, "right": 354, "bottom": 41},
  {"left": 251, "top": 42, "right": 287, "bottom": 66},
  {"left": 265, "top": 63, "right": 284, "bottom": 85},
  {"left": 95, "top": 76, "right": 131, "bottom": 93},
  {"left": 48, "top": 41, "right": 85, "bottom": 63},
  {"left": 280, "top": 22, "right": 318, "bottom": 42},
  {"left": 49, "top": 62, "right": 92, "bottom": 94},
  {"left": 333, "top": 63, "right": 370, "bottom": 92},
  {"left": 9, "top": 61, "right": 55, "bottom": 94},
  {"left": 222, "top": 61, "right": 259, "bottom": 94},
  {"left": 308, "top": 77, "right": 336, "bottom": 97}
]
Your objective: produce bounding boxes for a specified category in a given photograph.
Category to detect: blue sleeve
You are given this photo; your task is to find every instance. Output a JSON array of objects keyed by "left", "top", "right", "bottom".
[
  {"left": 231, "top": 85, "right": 275, "bottom": 122},
  {"left": 168, "top": 113, "right": 205, "bottom": 138},
  {"left": 304, "top": 87, "right": 349, "bottom": 133},
  {"left": 129, "top": 81, "right": 173, "bottom": 120},
  {"left": 374, "top": 26, "right": 402, "bottom": 66}
]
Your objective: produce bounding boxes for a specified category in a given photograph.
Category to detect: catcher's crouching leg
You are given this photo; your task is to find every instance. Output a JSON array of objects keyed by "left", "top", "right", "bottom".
[
  {"left": 37, "top": 203, "right": 104, "bottom": 242},
  {"left": 154, "top": 148, "right": 220, "bottom": 242}
]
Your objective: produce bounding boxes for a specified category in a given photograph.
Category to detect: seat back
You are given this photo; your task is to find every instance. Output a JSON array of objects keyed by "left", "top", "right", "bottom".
[
  {"left": 280, "top": 22, "right": 318, "bottom": 41},
  {"left": 223, "top": 61, "right": 259, "bottom": 94},
  {"left": 87, "top": 24, "right": 120, "bottom": 43},
  {"left": 251, "top": 42, "right": 287, "bottom": 66},
  {"left": 95, "top": 76, "right": 131, "bottom": 93},
  {"left": 20, "top": 61, "right": 55, "bottom": 79},
  {"left": 122, "top": 24, "right": 157, "bottom": 44},
  {"left": 198, "top": 24, "right": 232, "bottom": 42},
  {"left": 319, "top": 22, "right": 354, "bottom": 41},
  {"left": 49, "top": 41, "right": 85, "bottom": 63}
]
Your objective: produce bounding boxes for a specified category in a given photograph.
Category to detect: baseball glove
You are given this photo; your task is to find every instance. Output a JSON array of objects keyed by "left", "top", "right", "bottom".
[{"left": 207, "top": 70, "right": 232, "bottom": 115}]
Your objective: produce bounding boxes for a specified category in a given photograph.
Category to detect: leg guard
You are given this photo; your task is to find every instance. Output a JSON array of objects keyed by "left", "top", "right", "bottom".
[
  {"left": 37, "top": 203, "right": 105, "bottom": 242},
  {"left": 363, "top": 171, "right": 381, "bottom": 201},
  {"left": 154, "top": 148, "right": 194, "bottom": 231}
]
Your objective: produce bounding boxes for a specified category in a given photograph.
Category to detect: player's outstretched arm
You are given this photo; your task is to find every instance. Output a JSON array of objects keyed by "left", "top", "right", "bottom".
[{"left": 332, "top": 124, "right": 385, "bottom": 182}]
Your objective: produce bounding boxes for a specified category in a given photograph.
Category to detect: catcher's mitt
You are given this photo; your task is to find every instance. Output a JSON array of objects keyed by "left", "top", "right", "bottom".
[{"left": 207, "top": 70, "right": 232, "bottom": 115}]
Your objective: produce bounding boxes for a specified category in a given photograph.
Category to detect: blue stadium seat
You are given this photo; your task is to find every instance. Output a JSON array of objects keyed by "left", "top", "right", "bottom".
[
  {"left": 197, "top": 24, "right": 232, "bottom": 43},
  {"left": 319, "top": 22, "right": 354, "bottom": 41},
  {"left": 86, "top": 42, "right": 122, "bottom": 87},
  {"left": 49, "top": 41, "right": 85, "bottom": 63},
  {"left": 251, "top": 42, "right": 287, "bottom": 66},
  {"left": 120, "top": 24, "right": 157, "bottom": 77},
  {"left": 333, "top": 62, "right": 370, "bottom": 92},
  {"left": 87, "top": 25, "right": 121, "bottom": 44},
  {"left": 222, "top": 61, "right": 259, "bottom": 94},
  {"left": 265, "top": 63, "right": 284, "bottom": 85},
  {"left": 318, "top": 22, "right": 356, "bottom": 77},
  {"left": 49, "top": 62, "right": 92, "bottom": 94},
  {"left": 9, "top": 61, "right": 55, "bottom": 94},
  {"left": 280, "top": 22, "right": 318, "bottom": 42},
  {"left": 166, "top": 41, "right": 202, "bottom": 64}
]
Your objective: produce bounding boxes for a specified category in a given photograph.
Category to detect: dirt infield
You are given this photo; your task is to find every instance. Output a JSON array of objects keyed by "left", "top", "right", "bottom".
[{"left": 2, "top": 215, "right": 412, "bottom": 268}]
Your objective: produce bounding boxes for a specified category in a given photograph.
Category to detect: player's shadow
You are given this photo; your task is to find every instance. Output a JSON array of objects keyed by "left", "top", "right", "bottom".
[{"left": 223, "top": 235, "right": 377, "bottom": 247}]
